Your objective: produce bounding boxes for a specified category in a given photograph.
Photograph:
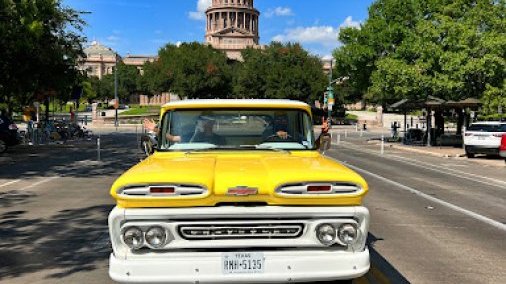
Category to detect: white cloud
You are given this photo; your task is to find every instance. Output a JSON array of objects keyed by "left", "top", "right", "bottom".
[
  {"left": 189, "top": 0, "right": 212, "bottom": 21},
  {"left": 321, "top": 54, "right": 333, "bottom": 60},
  {"left": 272, "top": 26, "right": 339, "bottom": 44},
  {"left": 265, "top": 7, "right": 294, "bottom": 18},
  {"left": 271, "top": 16, "right": 361, "bottom": 46},
  {"left": 271, "top": 17, "right": 361, "bottom": 58},
  {"left": 340, "top": 16, "right": 361, "bottom": 29}
]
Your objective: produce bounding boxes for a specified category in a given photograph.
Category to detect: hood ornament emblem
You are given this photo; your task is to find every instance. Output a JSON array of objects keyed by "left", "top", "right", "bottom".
[{"left": 227, "top": 186, "right": 258, "bottom": 196}]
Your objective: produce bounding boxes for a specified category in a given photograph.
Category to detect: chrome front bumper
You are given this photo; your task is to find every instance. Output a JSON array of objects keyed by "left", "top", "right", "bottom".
[
  {"left": 108, "top": 205, "right": 370, "bottom": 283},
  {"left": 109, "top": 248, "right": 370, "bottom": 283}
]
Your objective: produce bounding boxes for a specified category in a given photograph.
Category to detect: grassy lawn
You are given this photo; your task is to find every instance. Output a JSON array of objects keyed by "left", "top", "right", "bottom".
[
  {"left": 120, "top": 106, "right": 160, "bottom": 116},
  {"left": 346, "top": 113, "right": 358, "bottom": 120}
]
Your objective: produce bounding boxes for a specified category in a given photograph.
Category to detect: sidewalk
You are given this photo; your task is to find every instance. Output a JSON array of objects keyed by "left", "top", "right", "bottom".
[{"left": 388, "top": 143, "right": 465, "bottom": 158}]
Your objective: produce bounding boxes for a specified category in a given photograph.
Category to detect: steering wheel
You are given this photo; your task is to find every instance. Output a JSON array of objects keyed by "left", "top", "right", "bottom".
[{"left": 263, "top": 133, "right": 293, "bottom": 142}]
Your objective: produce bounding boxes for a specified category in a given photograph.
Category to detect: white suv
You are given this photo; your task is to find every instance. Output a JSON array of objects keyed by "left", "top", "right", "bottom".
[{"left": 464, "top": 121, "right": 506, "bottom": 158}]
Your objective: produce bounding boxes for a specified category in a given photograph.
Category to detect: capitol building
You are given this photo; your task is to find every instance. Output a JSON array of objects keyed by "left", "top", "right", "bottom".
[
  {"left": 205, "top": 0, "right": 262, "bottom": 60},
  {"left": 79, "top": 0, "right": 328, "bottom": 105}
]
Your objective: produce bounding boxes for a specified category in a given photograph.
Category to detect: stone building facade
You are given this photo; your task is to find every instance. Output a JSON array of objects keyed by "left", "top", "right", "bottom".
[
  {"left": 123, "top": 55, "right": 156, "bottom": 75},
  {"left": 81, "top": 41, "right": 156, "bottom": 78},
  {"left": 205, "top": 0, "right": 261, "bottom": 60},
  {"left": 81, "top": 41, "right": 118, "bottom": 79}
]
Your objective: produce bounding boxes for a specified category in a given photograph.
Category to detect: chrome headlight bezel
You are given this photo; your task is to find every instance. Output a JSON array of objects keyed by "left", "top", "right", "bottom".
[
  {"left": 315, "top": 223, "right": 337, "bottom": 246},
  {"left": 145, "top": 226, "right": 168, "bottom": 248},
  {"left": 337, "top": 223, "right": 359, "bottom": 245},
  {"left": 121, "top": 226, "right": 145, "bottom": 250}
]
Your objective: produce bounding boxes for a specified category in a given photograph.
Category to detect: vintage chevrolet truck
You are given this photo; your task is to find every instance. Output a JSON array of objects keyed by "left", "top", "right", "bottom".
[{"left": 108, "top": 99, "right": 370, "bottom": 283}]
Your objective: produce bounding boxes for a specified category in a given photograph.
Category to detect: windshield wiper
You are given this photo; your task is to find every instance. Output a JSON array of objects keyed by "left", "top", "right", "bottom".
[
  {"left": 183, "top": 147, "right": 219, "bottom": 154},
  {"left": 223, "top": 145, "right": 291, "bottom": 153},
  {"left": 184, "top": 145, "right": 291, "bottom": 154}
]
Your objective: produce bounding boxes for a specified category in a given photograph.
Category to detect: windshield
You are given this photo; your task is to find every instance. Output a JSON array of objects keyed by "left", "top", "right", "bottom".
[
  {"left": 467, "top": 124, "right": 506, "bottom": 132},
  {"left": 159, "top": 109, "right": 315, "bottom": 151}
]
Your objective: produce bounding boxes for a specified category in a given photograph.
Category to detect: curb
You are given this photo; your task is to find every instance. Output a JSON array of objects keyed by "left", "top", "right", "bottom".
[{"left": 388, "top": 144, "right": 466, "bottom": 158}]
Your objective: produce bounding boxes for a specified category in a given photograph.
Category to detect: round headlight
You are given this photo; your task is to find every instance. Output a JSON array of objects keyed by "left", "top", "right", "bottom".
[
  {"left": 145, "top": 226, "right": 167, "bottom": 248},
  {"left": 316, "top": 224, "right": 337, "bottom": 246},
  {"left": 122, "top": 227, "right": 144, "bottom": 249},
  {"left": 338, "top": 223, "right": 358, "bottom": 245}
]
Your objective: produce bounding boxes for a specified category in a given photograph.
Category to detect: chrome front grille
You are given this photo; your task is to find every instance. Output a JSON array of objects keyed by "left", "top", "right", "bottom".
[{"left": 179, "top": 223, "right": 304, "bottom": 240}]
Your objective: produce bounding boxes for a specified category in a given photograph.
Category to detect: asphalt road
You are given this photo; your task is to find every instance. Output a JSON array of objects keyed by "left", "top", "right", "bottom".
[
  {"left": 325, "top": 130, "right": 505, "bottom": 283},
  {"left": 0, "top": 130, "right": 504, "bottom": 283}
]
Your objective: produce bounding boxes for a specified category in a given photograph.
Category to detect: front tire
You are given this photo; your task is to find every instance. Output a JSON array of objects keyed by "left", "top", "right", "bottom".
[{"left": 466, "top": 151, "right": 475, "bottom": 158}]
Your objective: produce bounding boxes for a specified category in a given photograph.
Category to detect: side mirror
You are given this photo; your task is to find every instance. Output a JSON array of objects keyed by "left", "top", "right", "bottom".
[
  {"left": 140, "top": 133, "right": 157, "bottom": 157},
  {"left": 318, "top": 133, "right": 332, "bottom": 154}
]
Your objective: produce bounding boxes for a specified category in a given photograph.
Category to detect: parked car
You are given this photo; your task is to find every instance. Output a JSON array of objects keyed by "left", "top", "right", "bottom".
[
  {"left": 0, "top": 115, "right": 21, "bottom": 153},
  {"left": 463, "top": 121, "right": 506, "bottom": 158}
]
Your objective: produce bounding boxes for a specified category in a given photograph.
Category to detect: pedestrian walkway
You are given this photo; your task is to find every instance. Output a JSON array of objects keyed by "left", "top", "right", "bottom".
[{"left": 388, "top": 143, "right": 465, "bottom": 158}]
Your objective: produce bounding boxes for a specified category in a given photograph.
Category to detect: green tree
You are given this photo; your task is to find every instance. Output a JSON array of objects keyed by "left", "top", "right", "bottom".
[
  {"left": 333, "top": 0, "right": 505, "bottom": 112},
  {"left": 0, "top": 0, "right": 86, "bottom": 115},
  {"left": 333, "top": 0, "right": 427, "bottom": 105},
  {"left": 140, "top": 59, "right": 174, "bottom": 96},
  {"left": 235, "top": 42, "right": 327, "bottom": 103},
  {"left": 149, "top": 42, "right": 232, "bottom": 99},
  {"left": 81, "top": 79, "right": 96, "bottom": 103},
  {"left": 114, "top": 62, "right": 141, "bottom": 100}
]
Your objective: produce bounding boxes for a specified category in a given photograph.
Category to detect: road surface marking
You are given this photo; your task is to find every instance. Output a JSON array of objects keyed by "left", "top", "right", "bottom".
[
  {"left": 337, "top": 143, "right": 506, "bottom": 189},
  {"left": 0, "top": 179, "right": 21, "bottom": 188},
  {"left": 328, "top": 156, "right": 506, "bottom": 232},
  {"left": 19, "top": 176, "right": 60, "bottom": 191},
  {"left": 389, "top": 154, "right": 506, "bottom": 186}
]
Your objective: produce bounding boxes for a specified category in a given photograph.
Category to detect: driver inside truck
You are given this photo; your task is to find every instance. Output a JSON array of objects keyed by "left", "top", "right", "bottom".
[
  {"left": 263, "top": 112, "right": 290, "bottom": 140},
  {"left": 189, "top": 116, "right": 225, "bottom": 145}
]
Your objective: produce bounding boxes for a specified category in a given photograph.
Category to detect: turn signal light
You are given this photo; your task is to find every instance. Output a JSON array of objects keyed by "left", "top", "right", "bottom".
[
  {"left": 307, "top": 185, "right": 332, "bottom": 192},
  {"left": 150, "top": 187, "right": 175, "bottom": 194}
]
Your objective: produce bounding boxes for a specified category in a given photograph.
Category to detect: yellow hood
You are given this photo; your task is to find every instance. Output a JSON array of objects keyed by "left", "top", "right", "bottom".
[{"left": 110, "top": 151, "right": 368, "bottom": 208}]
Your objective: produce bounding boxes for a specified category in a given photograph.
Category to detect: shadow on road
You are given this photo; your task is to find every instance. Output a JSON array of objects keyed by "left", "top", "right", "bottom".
[
  {"left": 365, "top": 233, "right": 410, "bottom": 283},
  {"left": 0, "top": 133, "right": 141, "bottom": 179},
  {"left": 0, "top": 205, "right": 113, "bottom": 280},
  {"left": 0, "top": 190, "right": 37, "bottom": 207}
]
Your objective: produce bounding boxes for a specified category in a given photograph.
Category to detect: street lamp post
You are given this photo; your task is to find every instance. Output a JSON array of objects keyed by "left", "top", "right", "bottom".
[
  {"left": 114, "top": 54, "right": 119, "bottom": 127},
  {"left": 324, "top": 59, "right": 349, "bottom": 127},
  {"left": 327, "top": 60, "right": 334, "bottom": 123}
]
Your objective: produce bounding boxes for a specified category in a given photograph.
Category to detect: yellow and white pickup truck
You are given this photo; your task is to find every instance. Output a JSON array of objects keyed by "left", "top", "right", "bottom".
[{"left": 108, "top": 99, "right": 370, "bottom": 283}]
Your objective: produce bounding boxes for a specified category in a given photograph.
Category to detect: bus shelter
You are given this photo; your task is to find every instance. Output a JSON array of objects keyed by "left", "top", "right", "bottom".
[{"left": 388, "top": 97, "right": 481, "bottom": 146}]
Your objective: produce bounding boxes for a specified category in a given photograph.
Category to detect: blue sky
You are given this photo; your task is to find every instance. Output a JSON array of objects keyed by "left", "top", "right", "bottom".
[{"left": 65, "top": 0, "right": 374, "bottom": 58}]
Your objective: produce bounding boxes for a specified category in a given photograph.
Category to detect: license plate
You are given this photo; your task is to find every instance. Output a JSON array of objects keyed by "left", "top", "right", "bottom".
[{"left": 222, "top": 252, "right": 264, "bottom": 274}]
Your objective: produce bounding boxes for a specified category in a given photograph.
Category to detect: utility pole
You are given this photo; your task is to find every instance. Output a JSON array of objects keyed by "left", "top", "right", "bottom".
[{"left": 114, "top": 54, "right": 119, "bottom": 127}]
